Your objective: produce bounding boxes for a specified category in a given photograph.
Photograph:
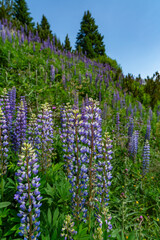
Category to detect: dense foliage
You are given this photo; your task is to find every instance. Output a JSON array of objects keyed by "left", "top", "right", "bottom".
[{"left": 0, "top": 18, "right": 160, "bottom": 240}]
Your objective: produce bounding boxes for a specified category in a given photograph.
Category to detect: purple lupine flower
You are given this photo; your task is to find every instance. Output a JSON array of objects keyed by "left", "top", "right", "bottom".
[
  {"left": 142, "top": 140, "right": 150, "bottom": 175},
  {"left": 6, "top": 29, "right": 12, "bottom": 43},
  {"left": 145, "top": 119, "right": 151, "bottom": 141},
  {"left": 99, "top": 91, "right": 102, "bottom": 103},
  {"left": 61, "top": 105, "right": 87, "bottom": 221},
  {"left": 104, "top": 75, "right": 109, "bottom": 89},
  {"left": 94, "top": 132, "right": 113, "bottom": 237},
  {"left": 126, "top": 107, "right": 129, "bottom": 117},
  {"left": 34, "top": 31, "right": 40, "bottom": 42},
  {"left": 62, "top": 74, "right": 66, "bottom": 88},
  {"left": 128, "top": 117, "right": 134, "bottom": 137},
  {"left": 61, "top": 215, "right": 77, "bottom": 239},
  {"left": 25, "top": 24, "right": 27, "bottom": 33},
  {"left": 0, "top": 107, "right": 9, "bottom": 176},
  {"left": 102, "top": 103, "right": 107, "bottom": 120},
  {"left": 2, "top": 29, "right": 6, "bottom": 43},
  {"left": 50, "top": 65, "right": 55, "bottom": 82},
  {"left": 20, "top": 96, "right": 27, "bottom": 118},
  {"left": 95, "top": 74, "right": 99, "bottom": 88},
  {"left": 116, "top": 112, "right": 120, "bottom": 132},
  {"left": 1, "top": 89, "right": 12, "bottom": 137},
  {"left": 17, "top": 30, "right": 20, "bottom": 39},
  {"left": 61, "top": 99, "right": 103, "bottom": 225},
  {"left": 93, "top": 207, "right": 112, "bottom": 240},
  {"left": 8, "top": 86, "right": 16, "bottom": 118},
  {"left": 28, "top": 113, "right": 37, "bottom": 147},
  {"left": 36, "top": 103, "right": 54, "bottom": 172},
  {"left": 21, "top": 33, "right": 25, "bottom": 43},
  {"left": 14, "top": 142, "right": 42, "bottom": 239},
  {"left": 134, "top": 105, "right": 137, "bottom": 116},
  {"left": 0, "top": 20, "right": 2, "bottom": 30},
  {"left": 28, "top": 31, "right": 32, "bottom": 44},
  {"left": 15, "top": 100, "right": 27, "bottom": 152},
  {"left": 129, "top": 130, "right": 139, "bottom": 162},
  {"left": 9, "top": 22, "right": 12, "bottom": 29},
  {"left": 20, "top": 25, "right": 24, "bottom": 33}
]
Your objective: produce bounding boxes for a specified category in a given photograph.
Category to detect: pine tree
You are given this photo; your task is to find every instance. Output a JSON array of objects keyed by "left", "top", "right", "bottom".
[
  {"left": 0, "top": 0, "right": 13, "bottom": 21},
  {"left": 64, "top": 34, "right": 72, "bottom": 51},
  {"left": 38, "top": 14, "right": 52, "bottom": 40},
  {"left": 13, "top": 0, "right": 34, "bottom": 28},
  {"left": 75, "top": 10, "right": 105, "bottom": 58}
]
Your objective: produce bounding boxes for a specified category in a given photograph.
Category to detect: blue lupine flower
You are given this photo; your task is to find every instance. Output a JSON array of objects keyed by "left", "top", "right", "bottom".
[
  {"left": 142, "top": 140, "right": 150, "bottom": 175},
  {"left": 0, "top": 107, "right": 8, "bottom": 176},
  {"left": 15, "top": 142, "right": 42, "bottom": 239}
]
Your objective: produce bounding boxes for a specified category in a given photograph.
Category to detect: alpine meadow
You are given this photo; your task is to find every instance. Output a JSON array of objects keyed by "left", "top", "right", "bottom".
[{"left": 0, "top": 0, "right": 160, "bottom": 240}]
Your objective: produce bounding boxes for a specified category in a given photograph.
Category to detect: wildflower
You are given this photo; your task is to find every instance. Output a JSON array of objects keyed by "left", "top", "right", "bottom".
[
  {"left": 61, "top": 215, "right": 77, "bottom": 239},
  {"left": 36, "top": 103, "right": 54, "bottom": 172},
  {"left": 145, "top": 119, "right": 151, "bottom": 141},
  {"left": 15, "top": 143, "right": 42, "bottom": 239},
  {"left": 142, "top": 140, "right": 150, "bottom": 175},
  {"left": 15, "top": 100, "right": 27, "bottom": 151},
  {"left": 50, "top": 65, "right": 55, "bottom": 82},
  {"left": 0, "top": 107, "right": 8, "bottom": 176}
]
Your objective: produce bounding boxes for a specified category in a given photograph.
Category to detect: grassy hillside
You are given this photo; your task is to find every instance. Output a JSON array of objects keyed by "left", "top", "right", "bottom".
[{"left": 0, "top": 25, "right": 159, "bottom": 240}]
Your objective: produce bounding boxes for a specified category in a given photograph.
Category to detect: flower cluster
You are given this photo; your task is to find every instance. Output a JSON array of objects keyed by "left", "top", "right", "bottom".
[
  {"left": 129, "top": 130, "right": 139, "bottom": 162},
  {"left": 8, "top": 86, "right": 16, "bottom": 119},
  {"left": 0, "top": 107, "right": 9, "bottom": 176},
  {"left": 61, "top": 215, "right": 77, "bottom": 240},
  {"left": 14, "top": 142, "right": 42, "bottom": 239},
  {"left": 142, "top": 140, "right": 150, "bottom": 175},
  {"left": 15, "top": 100, "right": 27, "bottom": 152},
  {"left": 145, "top": 119, "right": 151, "bottom": 141},
  {"left": 128, "top": 117, "right": 134, "bottom": 138},
  {"left": 36, "top": 103, "right": 54, "bottom": 172},
  {"left": 61, "top": 99, "right": 113, "bottom": 237},
  {"left": 0, "top": 88, "right": 12, "bottom": 136}
]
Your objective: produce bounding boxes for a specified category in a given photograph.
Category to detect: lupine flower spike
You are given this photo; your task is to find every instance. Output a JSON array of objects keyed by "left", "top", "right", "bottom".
[
  {"left": 14, "top": 142, "right": 42, "bottom": 240},
  {"left": 61, "top": 215, "right": 77, "bottom": 240},
  {"left": 0, "top": 107, "right": 8, "bottom": 177},
  {"left": 142, "top": 140, "right": 150, "bottom": 175}
]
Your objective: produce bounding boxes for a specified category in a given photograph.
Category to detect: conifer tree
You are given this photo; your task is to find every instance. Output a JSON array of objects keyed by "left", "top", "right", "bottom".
[
  {"left": 64, "top": 34, "right": 72, "bottom": 51},
  {"left": 0, "top": 0, "right": 13, "bottom": 21},
  {"left": 75, "top": 10, "right": 105, "bottom": 58},
  {"left": 38, "top": 14, "right": 52, "bottom": 40},
  {"left": 13, "top": 0, "right": 34, "bottom": 28}
]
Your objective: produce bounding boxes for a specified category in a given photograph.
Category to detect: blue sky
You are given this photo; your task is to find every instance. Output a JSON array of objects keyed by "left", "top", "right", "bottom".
[{"left": 26, "top": 0, "right": 160, "bottom": 79}]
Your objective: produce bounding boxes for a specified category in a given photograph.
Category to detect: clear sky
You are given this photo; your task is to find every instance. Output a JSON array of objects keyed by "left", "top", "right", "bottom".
[{"left": 26, "top": 0, "right": 160, "bottom": 79}]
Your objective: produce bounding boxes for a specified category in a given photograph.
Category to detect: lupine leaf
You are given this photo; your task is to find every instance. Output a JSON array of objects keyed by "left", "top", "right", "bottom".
[
  {"left": 53, "top": 208, "right": 59, "bottom": 226},
  {"left": 47, "top": 208, "right": 52, "bottom": 225},
  {"left": 0, "top": 202, "right": 11, "bottom": 209}
]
